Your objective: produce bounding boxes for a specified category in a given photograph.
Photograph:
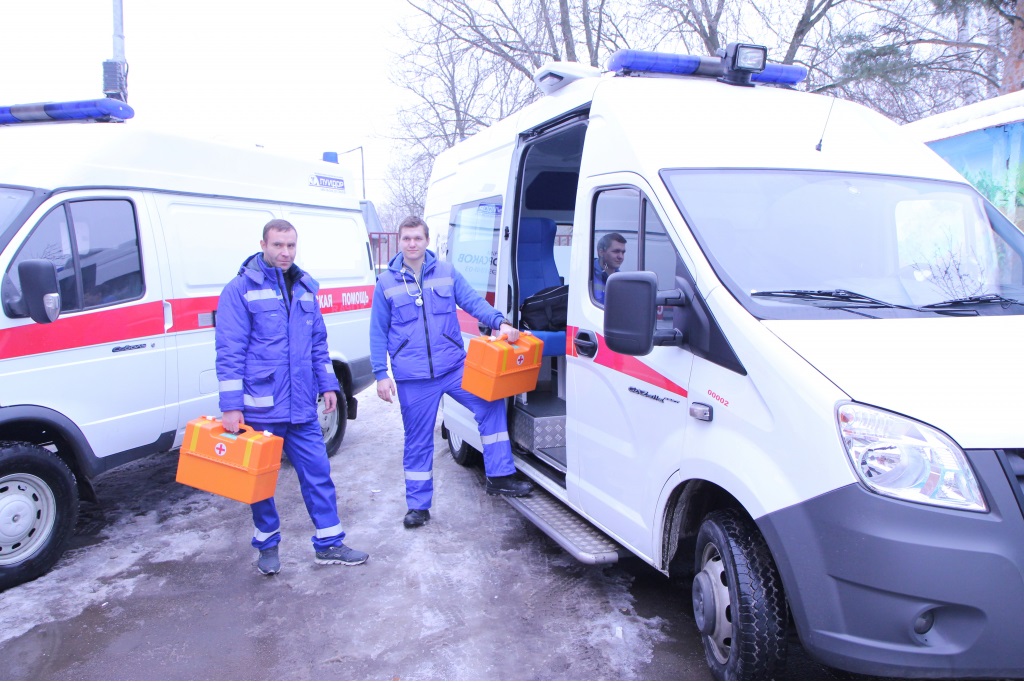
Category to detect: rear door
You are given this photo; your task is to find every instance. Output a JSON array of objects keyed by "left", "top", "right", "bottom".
[{"left": 566, "top": 174, "right": 694, "bottom": 560}]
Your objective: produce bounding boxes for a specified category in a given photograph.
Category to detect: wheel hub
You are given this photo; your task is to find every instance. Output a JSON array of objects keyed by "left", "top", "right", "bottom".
[
  {"left": 0, "top": 473, "right": 56, "bottom": 565},
  {"left": 318, "top": 395, "right": 339, "bottom": 442},
  {"left": 699, "top": 543, "right": 735, "bottom": 665},
  {"left": 692, "top": 569, "right": 718, "bottom": 636}
]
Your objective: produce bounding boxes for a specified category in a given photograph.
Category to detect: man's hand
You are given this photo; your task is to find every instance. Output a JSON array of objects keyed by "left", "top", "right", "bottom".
[
  {"left": 222, "top": 409, "right": 243, "bottom": 433},
  {"left": 322, "top": 391, "right": 337, "bottom": 414},
  {"left": 377, "top": 378, "right": 396, "bottom": 403},
  {"left": 498, "top": 322, "right": 520, "bottom": 343}
]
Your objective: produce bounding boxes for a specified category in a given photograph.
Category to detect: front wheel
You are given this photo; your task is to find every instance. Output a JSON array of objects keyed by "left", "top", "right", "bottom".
[
  {"left": 318, "top": 387, "right": 348, "bottom": 457},
  {"left": 0, "top": 442, "right": 80, "bottom": 591},
  {"left": 692, "top": 509, "right": 787, "bottom": 680},
  {"left": 446, "top": 427, "right": 481, "bottom": 467}
]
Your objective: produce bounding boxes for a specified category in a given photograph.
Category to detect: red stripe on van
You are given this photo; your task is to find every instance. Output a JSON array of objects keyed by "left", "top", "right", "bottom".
[
  {"left": 317, "top": 286, "right": 374, "bottom": 313},
  {"left": 458, "top": 309, "right": 481, "bottom": 335},
  {"left": 170, "top": 296, "right": 219, "bottom": 332},
  {"left": 0, "top": 301, "right": 164, "bottom": 360},
  {"left": 566, "top": 324, "right": 688, "bottom": 398}
]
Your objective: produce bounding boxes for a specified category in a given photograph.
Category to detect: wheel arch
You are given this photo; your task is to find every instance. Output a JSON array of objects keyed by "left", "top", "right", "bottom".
[
  {"left": 661, "top": 478, "right": 746, "bottom": 578},
  {"left": 0, "top": 405, "right": 97, "bottom": 502}
]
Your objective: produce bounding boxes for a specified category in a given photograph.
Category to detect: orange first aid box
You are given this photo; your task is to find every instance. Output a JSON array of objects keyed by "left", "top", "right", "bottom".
[
  {"left": 462, "top": 332, "right": 544, "bottom": 401},
  {"left": 175, "top": 417, "right": 283, "bottom": 504}
]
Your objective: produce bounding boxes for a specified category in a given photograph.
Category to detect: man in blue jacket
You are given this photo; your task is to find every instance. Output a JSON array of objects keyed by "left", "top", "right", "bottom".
[
  {"left": 371, "top": 216, "right": 532, "bottom": 529},
  {"left": 216, "top": 219, "right": 368, "bottom": 575}
]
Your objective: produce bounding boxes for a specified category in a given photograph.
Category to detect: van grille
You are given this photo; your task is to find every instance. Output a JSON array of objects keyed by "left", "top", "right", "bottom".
[{"left": 996, "top": 449, "right": 1024, "bottom": 516}]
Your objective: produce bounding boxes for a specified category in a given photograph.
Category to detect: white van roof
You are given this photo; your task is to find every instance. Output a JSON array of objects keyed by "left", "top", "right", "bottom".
[
  {"left": 433, "top": 67, "right": 964, "bottom": 186},
  {"left": 0, "top": 123, "right": 362, "bottom": 209}
]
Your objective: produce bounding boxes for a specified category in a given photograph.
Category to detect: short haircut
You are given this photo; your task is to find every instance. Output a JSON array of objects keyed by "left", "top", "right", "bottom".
[
  {"left": 597, "top": 232, "right": 626, "bottom": 252},
  {"left": 263, "top": 218, "right": 297, "bottom": 242},
  {"left": 397, "top": 215, "right": 429, "bottom": 239}
]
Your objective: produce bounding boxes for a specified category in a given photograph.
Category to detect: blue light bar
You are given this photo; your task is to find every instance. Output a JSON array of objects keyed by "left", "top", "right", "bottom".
[
  {"left": 0, "top": 98, "right": 135, "bottom": 125},
  {"left": 751, "top": 63, "right": 808, "bottom": 85},
  {"left": 607, "top": 49, "right": 703, "bottom": 76}
]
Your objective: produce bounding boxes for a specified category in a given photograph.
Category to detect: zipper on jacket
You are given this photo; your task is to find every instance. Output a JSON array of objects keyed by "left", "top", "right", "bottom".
[{"left": 417, "top": 269, "right": 435, "bottom": 377}]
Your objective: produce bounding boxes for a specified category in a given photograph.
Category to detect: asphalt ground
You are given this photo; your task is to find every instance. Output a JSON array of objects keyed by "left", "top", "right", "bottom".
[{"left": 0, "top": 386, "right": 852, "bottom": 681}]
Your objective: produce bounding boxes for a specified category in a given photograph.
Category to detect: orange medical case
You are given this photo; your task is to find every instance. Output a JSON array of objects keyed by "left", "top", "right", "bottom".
[
  {"left": 462, "top": 332, "right": 544, "bottom": 401},
  {"left": 175, "top": 416, "right": 283, "bottom": 504}
]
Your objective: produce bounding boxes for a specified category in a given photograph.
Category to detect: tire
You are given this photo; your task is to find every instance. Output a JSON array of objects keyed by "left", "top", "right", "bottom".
[
  {"left": 318, "top": 386, "right": 347, "bottom": 457},
  {"left": 446, "top": 427, "right": 482, "bottom": 467},
  {"left": 691, "top": 509, "right": 788, "bottom": 680},
  {"left": 0, "top": 442, "right": 79, "bottom": 592}
]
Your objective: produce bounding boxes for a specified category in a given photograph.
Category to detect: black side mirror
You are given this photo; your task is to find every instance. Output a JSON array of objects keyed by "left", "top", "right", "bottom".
[
  {"left": 18, "top": 259, "right": 61, "bottom": 324},
  {"left": 605, "top": 272, "right": 659, "bottom": 355}
]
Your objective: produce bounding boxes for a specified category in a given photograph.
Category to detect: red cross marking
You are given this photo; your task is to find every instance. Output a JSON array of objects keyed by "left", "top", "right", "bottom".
[{"left": 214, "top": 442, "right": 227, "bottom": 456}]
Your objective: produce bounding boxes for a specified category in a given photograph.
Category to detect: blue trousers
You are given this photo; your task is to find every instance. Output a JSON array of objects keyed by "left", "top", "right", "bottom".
[
  {"left": 247, "top": 420, "right": 345, "bottom": 552},
  {"left": 397, "top": 366, "right": 516, "bottom": 510}
]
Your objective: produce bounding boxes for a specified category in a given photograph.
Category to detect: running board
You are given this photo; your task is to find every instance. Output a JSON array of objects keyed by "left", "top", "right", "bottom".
[{"left": 504, "top": 486, "right": 626, "bottom": 565}]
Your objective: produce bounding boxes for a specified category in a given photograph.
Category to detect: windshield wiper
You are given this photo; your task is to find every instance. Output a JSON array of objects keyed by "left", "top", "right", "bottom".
[
  {"left": 922, "top": 293, "right": 1023, "bottom": 309},
  {"left": 751, "top": 289, "right": 975, "bottom": 316}
]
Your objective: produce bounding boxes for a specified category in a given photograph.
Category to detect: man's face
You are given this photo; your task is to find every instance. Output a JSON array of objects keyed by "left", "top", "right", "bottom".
[
  {"left": 399, "top": 226, "right": 429, "bottom": 263},
  {"left": 261, "top": 228, "right": 297, "bottom": 269},
  {"left": 600, "top": 240, "right": 626, "bottom": 272}
]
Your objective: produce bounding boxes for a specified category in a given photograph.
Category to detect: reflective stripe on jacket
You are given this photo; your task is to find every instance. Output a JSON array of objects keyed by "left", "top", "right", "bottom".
[
  {"left": 370, "top": 250, "right": 504, "bottom": 382},
  {"left": 216, "top": 253, "right": 340, "bottom": 423}
]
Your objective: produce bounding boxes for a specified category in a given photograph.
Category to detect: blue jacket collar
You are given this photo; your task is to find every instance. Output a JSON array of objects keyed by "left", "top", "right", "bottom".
[{"left": 240, "top": 253, "right": 315, "bottom": 291}]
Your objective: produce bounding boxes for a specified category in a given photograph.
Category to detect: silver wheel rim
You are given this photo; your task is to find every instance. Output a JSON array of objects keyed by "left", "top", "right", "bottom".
[
  {"left": 700, "top": 541, "right": 734, "bottom": 665},
  {"left": 318, "top": 394, "right": 339, "bottom": 444},
  {"left": 449, "top": 430, "right": 465, "bottom": 454},
  {"left": 0, "top": 473, "right": 57, "bottom": 566}
]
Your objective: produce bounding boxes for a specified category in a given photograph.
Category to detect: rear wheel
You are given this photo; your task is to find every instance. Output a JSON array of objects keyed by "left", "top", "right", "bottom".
[
  {"left": 318, "top": 387, "right": 348, "bottom": 457},
  {"left": 446, "top": 427, "right": 481, "bottom": 467},
  {"left": 0, "top": 442, "right": 79, "bottom": 591},
  {"left": 692, "top": 508, "right": 787, "bottom": 680}
]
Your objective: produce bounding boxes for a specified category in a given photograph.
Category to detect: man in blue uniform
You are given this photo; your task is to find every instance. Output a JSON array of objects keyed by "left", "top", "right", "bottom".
[
  {"left": 371, "top": 216, "right": 532, "bottom": 529},
  {"left": 593, "top": 232, "right": 627, "bottom": 304},
  {"left": 216, "top": 219, "right": 368, "bottom": 575}
]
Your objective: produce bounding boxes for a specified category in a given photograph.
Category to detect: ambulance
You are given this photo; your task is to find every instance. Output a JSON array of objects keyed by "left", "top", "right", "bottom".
[
  {"left": 0, "top": 100, "right": 375, "bottom": 590},
  {"left": 427, "top": 44, "right": 1024, "bottom": 679}
]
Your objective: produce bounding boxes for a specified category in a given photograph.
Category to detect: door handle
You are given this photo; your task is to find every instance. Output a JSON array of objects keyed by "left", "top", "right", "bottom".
[{"left": 574, "top": 329, "right": 598, "bottom": 358}]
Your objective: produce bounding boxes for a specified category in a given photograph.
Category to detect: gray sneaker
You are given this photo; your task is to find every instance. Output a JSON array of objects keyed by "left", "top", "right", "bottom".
[
  {"left": 314, "top": 543, "right": 369, "bottom": 566},
  {"left": 257, "top": 545, "right": 281, "bottom": 575}
]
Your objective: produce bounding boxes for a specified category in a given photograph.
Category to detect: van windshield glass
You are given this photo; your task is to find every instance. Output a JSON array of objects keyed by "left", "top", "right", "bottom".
[
  {"left": 1, "top": 188, "right": 33, "bottom": 233},
  {"left": 662, "top": 170, "right": 1024, "bottom": 318}
]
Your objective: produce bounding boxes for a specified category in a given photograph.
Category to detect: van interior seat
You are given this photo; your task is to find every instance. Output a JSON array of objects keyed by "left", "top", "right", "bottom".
[{"left": 517, "top": 216, "right": 565, "bottom": 357}]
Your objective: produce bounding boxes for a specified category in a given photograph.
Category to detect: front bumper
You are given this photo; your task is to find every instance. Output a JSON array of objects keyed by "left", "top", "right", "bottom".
[{"left": 758, "top": 449, "right": 1024, "bottom": 678}]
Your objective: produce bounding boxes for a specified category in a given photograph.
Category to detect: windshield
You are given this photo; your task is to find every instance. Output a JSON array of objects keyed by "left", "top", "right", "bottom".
[
  {"left": 1, "top": 187, "right": 33, "bottom": 233},
  {"left": 662, "top": 170, "right": 1024, "bottom": 318}
]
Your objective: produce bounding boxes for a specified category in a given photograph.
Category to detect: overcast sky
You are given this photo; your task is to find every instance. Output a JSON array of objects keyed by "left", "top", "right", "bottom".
[{"left": 1, "top": 0, "right": 419, "bottom": 201}]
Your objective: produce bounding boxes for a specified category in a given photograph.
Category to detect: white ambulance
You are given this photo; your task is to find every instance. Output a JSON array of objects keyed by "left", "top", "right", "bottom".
[
  {"left": 0, "top": 100, "right": 376, "bottom": 590},
  {"left": 428, "top": 45, "right": 1024, "bottom": 679}
]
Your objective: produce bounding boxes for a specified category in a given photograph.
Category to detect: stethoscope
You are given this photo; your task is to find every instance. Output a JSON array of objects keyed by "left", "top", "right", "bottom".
[{"left": 403, "top": 267, "right": 424, "bottom": 307}]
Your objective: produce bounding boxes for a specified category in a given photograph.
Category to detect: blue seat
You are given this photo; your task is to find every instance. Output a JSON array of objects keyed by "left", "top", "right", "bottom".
[{"left": 517, "top": 217, "right": 565, "bottom": 357}]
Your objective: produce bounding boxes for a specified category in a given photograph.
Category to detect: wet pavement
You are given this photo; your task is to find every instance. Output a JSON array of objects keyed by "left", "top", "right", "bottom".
[{"left": 0, "top": 387, "right": 849, "bottom": 680}]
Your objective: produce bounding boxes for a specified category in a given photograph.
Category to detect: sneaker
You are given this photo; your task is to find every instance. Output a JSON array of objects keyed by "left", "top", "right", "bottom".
[
  {"left": 403, "top": 508, "right": 430, "bottom": 528},
  {"left": 314, "top": 543, "right": 369, "bottom": 566},
  {"left": 257, "top": 546, "right": 281, "bottom": 575},
  {"left": 485, "top": 475, "right": 534, "bottom": 497}
]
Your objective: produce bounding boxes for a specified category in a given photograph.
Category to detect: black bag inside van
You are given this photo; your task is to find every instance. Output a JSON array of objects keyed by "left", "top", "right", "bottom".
[{"left": 520, "top": 284, "right": 568, "bottom": 331}]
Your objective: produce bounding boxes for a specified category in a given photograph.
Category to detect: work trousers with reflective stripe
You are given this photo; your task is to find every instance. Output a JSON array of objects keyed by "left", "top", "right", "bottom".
[
  {"left": 247, "top": 420, "right": 345, "bottom": 552},
  {"left": 396, "top": 366, "right": 515, "bottom": 510}
]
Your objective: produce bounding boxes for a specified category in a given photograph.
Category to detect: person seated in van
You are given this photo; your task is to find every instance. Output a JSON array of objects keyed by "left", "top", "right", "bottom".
[
  {"left": 216, "top": 218, "right": 369, "bottom": 575},
  {"left": 593, "top": 232, "right": 627, "bottom": 304},
  {"left": 370, "top": 216, "right": 533, "bottom": 529}
]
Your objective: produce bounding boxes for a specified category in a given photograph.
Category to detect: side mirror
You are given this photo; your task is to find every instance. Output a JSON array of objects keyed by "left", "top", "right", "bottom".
[
  {"left": 18, "top": 259, "right": 61, "bottom": 324},
  {"left": 605, "top": 271, "right": 686, "bottom": 356}
]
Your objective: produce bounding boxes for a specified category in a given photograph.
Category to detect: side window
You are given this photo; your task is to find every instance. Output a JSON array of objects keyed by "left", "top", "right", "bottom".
[
  {"left": 71, "top": 200, "right": 144, "bottom": 308},
  {"left": 591, "top": 188, "right": 640, "bottom": 304},
  {"left": 3, "top": 205, "right": 81, "bottom": 316},
  {"left": 641, "top": 199, "right": 684, "bottom": 331},
  {"left": 447, "top": 197, "right": 502, "bottom": 303},
  {"left": 2, "top": 199, "right": 142, "bottom": 319}
]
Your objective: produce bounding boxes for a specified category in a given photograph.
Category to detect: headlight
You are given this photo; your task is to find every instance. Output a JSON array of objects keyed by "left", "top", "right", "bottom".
[{"left": 837, "top": 403, "right": 987, "bottom": 512}]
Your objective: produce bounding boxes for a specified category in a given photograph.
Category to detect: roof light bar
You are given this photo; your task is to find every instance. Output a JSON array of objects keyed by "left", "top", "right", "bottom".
[
  {"left": 0, "top": 98, "right": 135, "bottom": 125},
  {"left": 606, "top": 45, "right": 807, "bottom": 87}
]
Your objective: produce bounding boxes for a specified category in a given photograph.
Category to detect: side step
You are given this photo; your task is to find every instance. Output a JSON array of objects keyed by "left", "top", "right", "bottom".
[{"left": 504, "top": 485, "right": 627, "bottom": 565}]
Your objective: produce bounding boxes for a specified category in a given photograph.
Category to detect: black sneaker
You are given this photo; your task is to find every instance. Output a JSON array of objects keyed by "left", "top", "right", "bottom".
[
  {"left": 403, "top": 508, "right": 430, "bottom": 528},
  {"left": 485, "top": 475, "right": 533, "bottom": 497},
  {"left": 314, "top": 544, "right": 369, "bottom": 566},
  {"left": 257, "top": 545, "right": 281, "bottom": 575}
]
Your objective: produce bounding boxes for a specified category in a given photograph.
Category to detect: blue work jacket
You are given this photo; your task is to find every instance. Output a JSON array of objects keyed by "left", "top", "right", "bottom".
[
  {"left": 370, "top": 250, "right": 505, "bottom": 382},
  {"left": 216, "top": 253, "right": 339, "bottom": 423}
]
